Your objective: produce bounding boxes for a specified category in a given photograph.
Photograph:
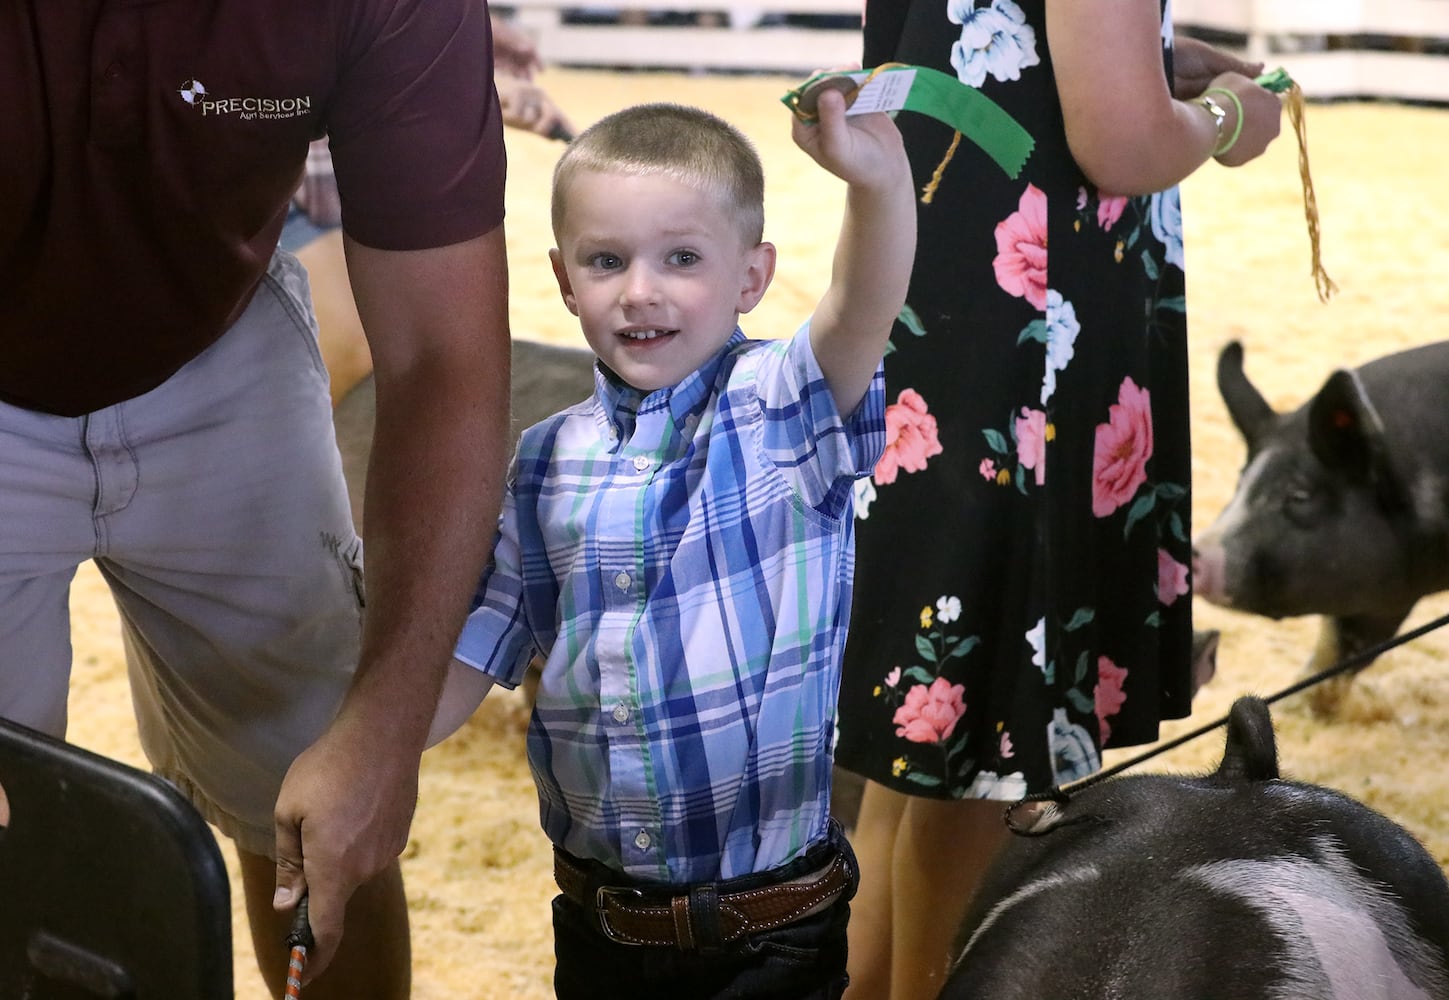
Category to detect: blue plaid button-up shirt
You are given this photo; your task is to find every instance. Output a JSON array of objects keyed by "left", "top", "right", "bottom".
[{"left": 455, "top": 325, "right": 886, "bottom": 883}]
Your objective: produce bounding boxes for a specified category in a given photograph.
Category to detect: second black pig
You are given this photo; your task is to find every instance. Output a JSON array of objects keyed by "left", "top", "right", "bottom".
[{"left": 1192, "top": 339, "right": 1449, "bottom": 711}]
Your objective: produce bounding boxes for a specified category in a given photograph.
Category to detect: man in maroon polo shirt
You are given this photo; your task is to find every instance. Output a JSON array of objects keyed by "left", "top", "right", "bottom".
[{"left": 0, "top": 2, "right": 511, "bottom": 996}]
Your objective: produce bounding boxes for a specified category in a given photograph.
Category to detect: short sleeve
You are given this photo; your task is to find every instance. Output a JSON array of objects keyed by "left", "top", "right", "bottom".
[
  {"left": 453, "top": 485, "right": 537, "bottom": 688},
  {"left": 326, "top": 0, "right": 506, "bottom": 250},
  {"left": 754, "top": 322, "right": 887, "bottom": 519}
]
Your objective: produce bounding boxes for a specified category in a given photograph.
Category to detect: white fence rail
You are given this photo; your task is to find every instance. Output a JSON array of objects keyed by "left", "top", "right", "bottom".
[
  {"left": 1174, "top": 0, "right": 1449, "bottom": 103},
  {"left": 504, "top": 0, "right": 1449, "bottom": 102},
  {"left": 502, "top": 0, "right": 862, "bottom": 74}
]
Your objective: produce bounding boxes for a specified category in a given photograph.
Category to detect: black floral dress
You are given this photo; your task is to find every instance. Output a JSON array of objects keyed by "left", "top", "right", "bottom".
[{"left": 834, "top": 0, "right": 1195, "bottom": 799}]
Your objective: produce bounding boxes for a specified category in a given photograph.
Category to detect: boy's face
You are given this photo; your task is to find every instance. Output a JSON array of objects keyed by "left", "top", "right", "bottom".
[{"left": 549, "top": 169, "right": 775, "bottom": 394}]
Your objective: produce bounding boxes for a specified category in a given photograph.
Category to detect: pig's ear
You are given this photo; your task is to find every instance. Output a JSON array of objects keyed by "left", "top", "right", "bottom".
[
  {"left": 1005, "top": 798, "right": 1070, "bottom": 836},
  {"left": 1217, "top": 341, "right": 1278, "bottom": 453},
  {"left": 1307, "top": 370, "right": 1410, "bottom": 510},
  {"left": 1215, "top": 696, "right": 1279, "bottom": 783},
  {"left": 1004, "top": 796, "right": 1102, "bottom": 837}
]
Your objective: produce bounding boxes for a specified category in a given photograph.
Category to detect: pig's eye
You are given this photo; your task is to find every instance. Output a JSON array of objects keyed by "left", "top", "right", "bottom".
[{"left": 1283, "top": 485, "right": 1319, "bottom": 527}]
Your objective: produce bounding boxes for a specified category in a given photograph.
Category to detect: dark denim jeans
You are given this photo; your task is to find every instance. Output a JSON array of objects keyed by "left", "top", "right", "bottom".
[{"left": 552, "top": 823, "right": 858, "bottom": 1000}]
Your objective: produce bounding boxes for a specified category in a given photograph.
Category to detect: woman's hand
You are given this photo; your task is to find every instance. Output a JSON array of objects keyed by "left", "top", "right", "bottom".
[{"left": 1173, "top": 36, "right": 1263, "bottom": 99}]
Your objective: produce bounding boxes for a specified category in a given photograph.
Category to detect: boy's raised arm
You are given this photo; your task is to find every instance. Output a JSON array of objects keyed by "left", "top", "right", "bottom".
[{"left": 791, "top": 87, "right": 916, "bottom": 417}]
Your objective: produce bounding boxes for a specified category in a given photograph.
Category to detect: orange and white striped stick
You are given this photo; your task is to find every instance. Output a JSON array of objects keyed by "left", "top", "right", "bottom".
[{"left": 283, "top": 894, "right": 313, "bottom": 999}]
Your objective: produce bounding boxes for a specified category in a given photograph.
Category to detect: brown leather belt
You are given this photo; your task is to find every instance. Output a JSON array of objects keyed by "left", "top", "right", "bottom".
[{"left": 553, "top": 846, "right": 851, "bottom": 950}]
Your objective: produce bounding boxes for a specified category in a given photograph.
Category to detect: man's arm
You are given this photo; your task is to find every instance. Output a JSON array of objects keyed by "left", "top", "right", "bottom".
[
  {"left": 791, "top": 89, "right": 915, "bottom": 417},
  {"left": 271, "top": 225, "right": 511, "bottom": 978}
]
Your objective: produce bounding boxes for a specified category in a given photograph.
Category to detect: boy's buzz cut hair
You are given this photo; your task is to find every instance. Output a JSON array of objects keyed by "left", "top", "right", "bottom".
[{"left": 551, "top": 103, "right": 766, "bottom": 245}]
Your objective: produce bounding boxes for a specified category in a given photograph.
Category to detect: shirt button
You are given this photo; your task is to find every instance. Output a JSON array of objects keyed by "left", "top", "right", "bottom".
[
  {"left": 611, "top": 703, "right": 630, "bottom": 724},
  {"left": 632, "top": 455, "right": 651, "bottom": 472},
  {"left": 607, "top": 426, "right": 618, "bottom": 440},
  {"left": 613, "top": 571, "right": 631, "bottom": 591},
  {"left": 105, "top": 61, "right": 124, "bottom": 79},
  {"left": 684, "top": 415, "right": 698, "bottom": 433},
  {"left": 634, "top": 830, "right": 652, "bottom": 851}
]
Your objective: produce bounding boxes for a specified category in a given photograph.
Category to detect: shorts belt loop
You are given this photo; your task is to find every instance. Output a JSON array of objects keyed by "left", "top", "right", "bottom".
[{"left": 685, "top": 883, "right": 724, "bottom": 951}]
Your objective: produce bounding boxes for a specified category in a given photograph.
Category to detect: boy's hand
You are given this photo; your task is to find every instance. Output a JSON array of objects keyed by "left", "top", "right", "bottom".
[
  {"left": 789, "top": 71, "right": 915, "bottom": 419},
  {"left": 790, "top": 84, "right": 907, "bottom": 191}
]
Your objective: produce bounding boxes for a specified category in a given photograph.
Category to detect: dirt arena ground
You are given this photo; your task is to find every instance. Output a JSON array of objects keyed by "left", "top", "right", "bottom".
[{"left": 61, "top": 68, "right": 1449, "bottom": 997}]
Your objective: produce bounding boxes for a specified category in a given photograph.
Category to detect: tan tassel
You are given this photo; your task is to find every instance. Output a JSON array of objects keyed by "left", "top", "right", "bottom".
[
  {"left": 1285, "top": 82, "right": 1338, "bottom": 301},
  {"left": 921, "top": 130, "right": 962, "bottom": 204}
]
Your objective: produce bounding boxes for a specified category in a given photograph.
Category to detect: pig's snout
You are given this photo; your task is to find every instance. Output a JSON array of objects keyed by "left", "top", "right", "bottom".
[{"left": 1192, "top": 538, "right": 1231, "bottom": 607}]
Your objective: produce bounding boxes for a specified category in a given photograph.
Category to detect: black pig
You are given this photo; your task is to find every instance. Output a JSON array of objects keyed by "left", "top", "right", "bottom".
[
  {"left": 1192, "top": 340, "right": 1449, "bottom": 711},
  {"left": 333, "top": 338, "right": 597, "bottom": 534},
  {"left": 940, "top": 696, "right": 1449, "bottom": 1000}
]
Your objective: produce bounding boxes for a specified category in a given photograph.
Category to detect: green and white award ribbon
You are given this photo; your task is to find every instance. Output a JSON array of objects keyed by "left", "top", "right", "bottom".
[{"left": 782, "top": 64, "right": 1035, "bottom": 189}]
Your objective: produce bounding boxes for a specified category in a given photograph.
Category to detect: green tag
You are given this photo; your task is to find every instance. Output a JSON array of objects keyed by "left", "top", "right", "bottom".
[
  {"left": 1256, "top": 67, "right": 1295, "bottom": 94},
  {"left": 783, "top": 65, "right": 1034, "bottom": 179}
]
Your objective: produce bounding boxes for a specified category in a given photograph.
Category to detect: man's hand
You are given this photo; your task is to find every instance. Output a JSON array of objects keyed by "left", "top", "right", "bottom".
[
  {"left": 272, "top": 711, "right": 422, "bottom": 982},
  {"left": 490, "top": 15, "right": 544, "bottom": 80},
  {"left": 498, "top": 76, "right": 576, "bottom": 140}
]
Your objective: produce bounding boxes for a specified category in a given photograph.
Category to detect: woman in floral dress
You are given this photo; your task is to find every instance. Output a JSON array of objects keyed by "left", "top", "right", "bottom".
[{"left": 832, "top": 3, "right": 1285, "bottom": 997}]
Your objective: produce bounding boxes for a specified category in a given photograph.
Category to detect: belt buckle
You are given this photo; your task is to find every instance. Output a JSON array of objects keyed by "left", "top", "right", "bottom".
[{"left": 595, "top": 885, "right": 647, "bottom": 945}]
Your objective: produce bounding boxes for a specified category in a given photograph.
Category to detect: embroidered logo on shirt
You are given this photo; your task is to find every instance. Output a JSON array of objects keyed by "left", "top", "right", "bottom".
[{"left": 177, "top": 78, "right": 312, "bottom": 121}]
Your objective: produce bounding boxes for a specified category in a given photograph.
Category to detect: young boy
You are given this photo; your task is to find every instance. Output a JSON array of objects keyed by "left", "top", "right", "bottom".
[{"left": 428, "top": 91, "right": 914, "bottom": 998}]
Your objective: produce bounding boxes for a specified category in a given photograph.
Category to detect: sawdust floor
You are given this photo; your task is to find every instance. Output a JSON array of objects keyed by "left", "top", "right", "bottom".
[{"left": 63, "top": 68, "right": 1449, "bottom": 998}]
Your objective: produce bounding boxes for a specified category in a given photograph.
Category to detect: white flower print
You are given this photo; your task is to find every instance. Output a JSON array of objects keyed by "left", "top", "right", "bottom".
[
  {"left": 948, "top": 0, "right": 1040, "bottom": 88},
  {"left": 853, "top": 476, "right": 877, "bottom": 520},
  {"left": 1048, "top": 707, "right": 1102, "bottom": 784},
  {"left": 1026, "top": 617, "right": 1046, "bottom": 672},
  {"left": 936, "top": 595, "right": 962, "bottom": 623},
  {"left": 967, "top": 769, "right": 1028, "bottom": 800},
  {"left": 1149, "top": 188, "right": 1185, "bottom": 271},
  {"left": 1041, "top": 289, "right": 1079, "bottom": 405}
]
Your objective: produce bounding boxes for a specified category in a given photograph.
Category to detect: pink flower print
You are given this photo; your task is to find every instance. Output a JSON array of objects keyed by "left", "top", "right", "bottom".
[
  {"left": 1157, "top": 548, "right": 1190, "bottom": 606},
  {"left": 993, "top": 184, "right": 1048, "bottom": 310},
  {"left": 893, "top": 677, "right": 967, "bottom": 745},
  {"left": 1097, "top": 190, "right": 1128, "bottom": 230},
  {"left": 1015, "top": 406, "right": 1047, "bottom": 486},
  {"left": 979, "top": 457, "right": 997, "bottom": 481},
  {"left": 884, "top": 666, "right": 902, "bottom": 689},
  {"left": 999, "top": 729, "right": 1015, "bottom": 759},
  {"left": 1095, "top": 655, "right": 1129, "bottom": 744},
  {"left": 1092, "top": 377, "right": 1153, "bottom": 518},
  {"left": 875, "top": 389, "right": 943, "bottom": 485}
]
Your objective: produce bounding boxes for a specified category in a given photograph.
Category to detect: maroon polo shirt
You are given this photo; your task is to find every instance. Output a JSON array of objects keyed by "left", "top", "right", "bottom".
[{"left": 1, "top": 0, "right": 506, "bottom": 416}]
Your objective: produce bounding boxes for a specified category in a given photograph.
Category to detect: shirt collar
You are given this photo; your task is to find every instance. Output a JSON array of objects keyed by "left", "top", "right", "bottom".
[{"left": 594, "top": 329, "right": 745, "bottom": 442}]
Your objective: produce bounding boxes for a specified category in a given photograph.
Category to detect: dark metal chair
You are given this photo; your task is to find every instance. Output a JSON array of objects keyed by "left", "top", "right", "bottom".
[{"left": 0, "top": 717, "right": 232, "bottom": 998}]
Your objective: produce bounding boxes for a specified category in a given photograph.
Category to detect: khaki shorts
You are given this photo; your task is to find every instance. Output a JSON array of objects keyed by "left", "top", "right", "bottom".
[{"left": 0, "top": 251, "right": 364, "bottom": 858}]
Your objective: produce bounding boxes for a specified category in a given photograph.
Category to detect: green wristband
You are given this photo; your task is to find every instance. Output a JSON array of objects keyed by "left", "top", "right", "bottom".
[{"left": 1203, "top": 86, "right": 1245, "bottom": 156}]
